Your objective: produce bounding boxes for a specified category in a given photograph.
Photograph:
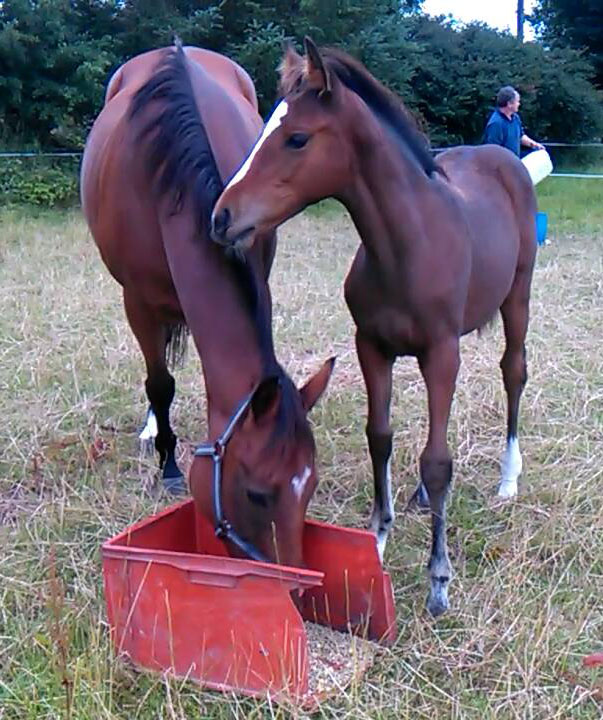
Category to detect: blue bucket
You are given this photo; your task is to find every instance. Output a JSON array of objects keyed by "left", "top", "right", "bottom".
[{"left": 536, "top": 212, "right": 547, "bottom": 246}]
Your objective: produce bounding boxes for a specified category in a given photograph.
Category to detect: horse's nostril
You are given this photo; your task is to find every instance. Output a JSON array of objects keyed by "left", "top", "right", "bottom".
[{"left": 212, "top": 207, "right": 231, "bottom": 240}]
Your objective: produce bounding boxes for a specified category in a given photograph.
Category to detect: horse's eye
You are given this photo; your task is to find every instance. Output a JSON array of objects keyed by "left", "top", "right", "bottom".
[
  {"left": 285, "top": 133, "right": 309, "bottom": 150},
  {"left": 246, "top": 489, "right": 271, "bottom": 508}
]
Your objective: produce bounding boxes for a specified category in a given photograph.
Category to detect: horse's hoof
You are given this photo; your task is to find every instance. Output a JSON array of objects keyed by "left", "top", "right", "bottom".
[
  {"left": 497, "top": 480, "right": 518, "bottom": 499},
  {"left": 406, "top": 483, "right": 431, "bottom": 513},
  {"left": 426, "top": 588, "right": 449, "bottom": 617},
  {"left": 163, "top": 474, "right": 188, "bottom": 495}
]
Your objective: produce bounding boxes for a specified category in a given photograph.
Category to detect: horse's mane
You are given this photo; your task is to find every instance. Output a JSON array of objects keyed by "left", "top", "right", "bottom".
[
  {"left": 129, "top": 43, "right": 305, "bottom": 439},
  {"left": 129, "top": 41, "right": 224, "bottom": 226},
  {"left": 129, "top": 42, "right": 266, "bottom": 333},
  {"left": 285, "top": 47, "right": 444, "bottom": 180}
]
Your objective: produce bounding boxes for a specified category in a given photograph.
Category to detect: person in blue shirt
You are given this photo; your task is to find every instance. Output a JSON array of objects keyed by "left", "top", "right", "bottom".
[{"left": 483, "top": 86, "right": 544, "bottom": 157}]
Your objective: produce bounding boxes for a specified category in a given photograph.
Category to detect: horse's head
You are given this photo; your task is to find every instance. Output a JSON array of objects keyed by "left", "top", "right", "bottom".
[
  {"left": 211, "top": 38, "right": 353, "bottom": 249},
  {"left": 189, "top": 357, "right": 334, "bottom": 568}
]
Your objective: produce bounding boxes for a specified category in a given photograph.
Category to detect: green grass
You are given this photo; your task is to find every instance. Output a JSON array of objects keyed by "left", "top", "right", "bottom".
[
  {"left": 537, "top": 175, "right": 603, "bottom": 236},
  {"left": 1, "top": 180, "right": 602, "bottom": 718}
]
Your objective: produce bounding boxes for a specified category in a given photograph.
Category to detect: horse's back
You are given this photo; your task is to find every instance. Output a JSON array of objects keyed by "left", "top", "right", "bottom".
[
  {"left": 435, "top": 145, "right": 537, "bottom": 331},
  {"left": 437, "top": 145, "right": 536, "bottom": 220},
  {"left": 103, "top": 46, "right": 257, "bottom": 110}
]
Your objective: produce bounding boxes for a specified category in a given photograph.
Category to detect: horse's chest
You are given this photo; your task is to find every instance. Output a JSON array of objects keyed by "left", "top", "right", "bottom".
[{"left": 344, "top": 273, "right": 423, "bottom": 355}]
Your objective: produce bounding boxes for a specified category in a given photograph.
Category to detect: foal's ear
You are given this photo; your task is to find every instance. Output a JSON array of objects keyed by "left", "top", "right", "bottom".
[
  {"left": 300, "top": 356, "right": 336, "bottom": 412},
  {"left": 279, "top": 41, "right": 303, "bottom": 92},
  {"left": 303, "top": 36, "right": 331, "bottom": 97},
  {"left": 249, "top": 376, "right": 281, "bottom": 424}
]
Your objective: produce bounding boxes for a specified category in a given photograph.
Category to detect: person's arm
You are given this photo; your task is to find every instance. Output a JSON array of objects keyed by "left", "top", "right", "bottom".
[
  {"left": 484, "top": 122, "right": 504, "bottom": 146},
  {"left": 521, "top": 134, "right": 545, "bottom": 151}
]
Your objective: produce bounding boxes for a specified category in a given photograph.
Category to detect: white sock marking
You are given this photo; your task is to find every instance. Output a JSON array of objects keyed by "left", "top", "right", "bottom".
[
  {"left": 498, "top": 436, "right": 522, "bottom": 498},
  {"left": 291, "top": 465, "right": 311, "bottom": 500},
  {"left": 225, "top": 101, "right": 289, "bottom": 190},
  {"left": 139, "top": 410, "right": 158, "bottom": 442},
  {"left": 372, "top": 458, "right": 393, "bottom": 564}
]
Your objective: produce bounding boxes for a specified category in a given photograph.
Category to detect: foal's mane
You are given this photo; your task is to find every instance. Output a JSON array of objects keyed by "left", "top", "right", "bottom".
[{"left": 285, "top": 47, "right": 444, "bottom": 179}]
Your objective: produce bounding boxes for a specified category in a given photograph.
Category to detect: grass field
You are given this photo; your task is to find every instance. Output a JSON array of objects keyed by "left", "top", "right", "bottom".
[{"left": 1, "top": 176, "right": 602, "bottom": 719}]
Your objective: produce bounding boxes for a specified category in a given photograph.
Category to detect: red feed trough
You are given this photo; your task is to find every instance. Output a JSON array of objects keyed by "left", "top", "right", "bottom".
[{"left": 102, "top": 500, "right": 396, "bottom": 705}]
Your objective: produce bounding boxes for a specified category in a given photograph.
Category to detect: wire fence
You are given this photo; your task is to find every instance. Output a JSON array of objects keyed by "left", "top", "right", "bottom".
[
  {"left": 430, "top": 142, "right": 603, "bottom": 178},
  {"left": 2, "top": 144, "right": 603, "bottom": 179}
]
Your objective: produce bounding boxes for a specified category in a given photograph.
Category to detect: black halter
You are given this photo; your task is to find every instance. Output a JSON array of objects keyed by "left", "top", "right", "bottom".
[{"left": 194, "top": 387, "right": 269, "bottom": 563}]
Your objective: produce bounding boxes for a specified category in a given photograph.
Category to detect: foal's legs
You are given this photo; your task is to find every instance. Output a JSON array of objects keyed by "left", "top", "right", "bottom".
[
  {"left": 418, "top": 338, "right": 460, "bottom": 616},
  {"left": 356, "top": 332, "right": 395, "bottom": 562},
  {"left": 123, "top": 289, "right": 186, "bottom": 494},
  {"left": 497, "top": 271, "right": 530, "bottom": 498}
]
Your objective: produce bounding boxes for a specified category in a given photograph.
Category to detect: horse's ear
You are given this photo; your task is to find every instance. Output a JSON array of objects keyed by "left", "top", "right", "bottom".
[
  {"left": 299, "top": 356, "right": 336, "bottom": 412},
  {"left": 249, "top": 376, "right": 281, "bottom": 424},
  {"left": 303, "top": 36, "right": 331, "bottom": 97},
  {"left": 279, "top": 41, "right": 304, "bottom": 92}
]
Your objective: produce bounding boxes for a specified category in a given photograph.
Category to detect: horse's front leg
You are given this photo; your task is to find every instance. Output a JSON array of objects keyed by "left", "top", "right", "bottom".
[
  {"left": 418, "top": 338, "right": 460, "bottom": 617},
  {"left": 356, "top": 332, "right": 395, "bottom": 562}
]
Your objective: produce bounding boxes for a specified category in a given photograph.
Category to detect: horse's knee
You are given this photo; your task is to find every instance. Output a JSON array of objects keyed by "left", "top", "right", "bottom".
[
  {"left": 420, "top": 453, "right": 452, "bottom": 503},
  {"left": 500, "top": 346, "right": 527, "bottom": 391},
  {"left": 366, "top": 428, "right": 392, "bottom": 459},
  {"left": 145, "top": 372, "right": 175, "bottom": 407}
]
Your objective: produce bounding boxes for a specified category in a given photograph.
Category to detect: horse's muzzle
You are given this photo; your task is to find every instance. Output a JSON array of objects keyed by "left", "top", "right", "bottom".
[
  {"left": 211, "top": 207, "right": 231, "bottom": 245},
  {"left": 211, "top": 207, "right": 256, "bottom": 250}
]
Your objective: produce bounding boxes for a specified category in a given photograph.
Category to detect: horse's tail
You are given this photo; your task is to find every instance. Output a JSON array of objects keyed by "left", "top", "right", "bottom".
[{"left": 166, "top": 322, "right": 189, "bottom": 369}]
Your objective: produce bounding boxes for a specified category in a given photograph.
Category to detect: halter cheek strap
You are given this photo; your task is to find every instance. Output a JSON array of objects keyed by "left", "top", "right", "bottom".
[{"left": 194, "top": 387, "right": 269, "bottom": 563}]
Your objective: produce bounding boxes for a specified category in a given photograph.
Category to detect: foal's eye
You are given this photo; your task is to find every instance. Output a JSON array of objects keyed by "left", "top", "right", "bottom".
[
  {"left": 246, "top": 489, "right": 271, "bottom": 508},
  {"left": 285, "top": 133, "right": 310, "bottom": 150}
]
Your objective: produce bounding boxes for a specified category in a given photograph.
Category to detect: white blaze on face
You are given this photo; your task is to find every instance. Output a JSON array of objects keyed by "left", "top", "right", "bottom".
[
  {"left": 225, "top": 100, "right": 289, "bottom": 191},
  {"left": 291, "top": 465, "right": 312, "bottom": 501}
]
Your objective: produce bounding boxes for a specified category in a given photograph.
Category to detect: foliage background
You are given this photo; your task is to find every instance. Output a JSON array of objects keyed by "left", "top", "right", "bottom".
[{"left": 0, "top": 0, "right": 602, "bottom": 206}]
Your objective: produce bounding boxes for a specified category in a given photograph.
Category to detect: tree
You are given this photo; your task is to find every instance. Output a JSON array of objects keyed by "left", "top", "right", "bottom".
[
  {"left": 0, "top": 0, "right": 118, "bottom": 147},
  {"left": 531, "top": 0, "right": 603, "bottom": 88},
  {"left": 0, "top": 0, "right": 601, "bottom": 149},
  {"left": 405, "top": 16, "right": 603, "bottom": 144}
]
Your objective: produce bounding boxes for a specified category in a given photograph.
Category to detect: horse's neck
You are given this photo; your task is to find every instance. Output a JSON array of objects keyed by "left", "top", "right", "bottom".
[
  {"left": 161, "top": 209, "right": 276, "bottom": 424},
  {"left": 342, "top": 125, "right": 438, "bottom": 268}
]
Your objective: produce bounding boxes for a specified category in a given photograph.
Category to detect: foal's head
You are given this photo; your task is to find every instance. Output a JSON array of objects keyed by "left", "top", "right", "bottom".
[
  {"left": 211, "top": 37, "right": 439, "bottom": 247},
  {"left": 190, "top": 360, "right": 334, "bottom": 568}
]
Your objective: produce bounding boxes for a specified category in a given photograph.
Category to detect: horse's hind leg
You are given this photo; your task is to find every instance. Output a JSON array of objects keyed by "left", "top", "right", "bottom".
[
  {"left": 497, "top": 268, "right": 531, "bottom": 498},
  {"left": 123, "top": 289, "right": 186, "bottom": 494}
]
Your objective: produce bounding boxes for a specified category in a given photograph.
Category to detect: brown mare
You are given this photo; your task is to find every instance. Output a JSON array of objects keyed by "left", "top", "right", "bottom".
[
  {"left": 211, "top": 39, "right": 537, "bottom": 614},
  {"left": 80, "top": 42, "right": 334, "bottom": 567}
]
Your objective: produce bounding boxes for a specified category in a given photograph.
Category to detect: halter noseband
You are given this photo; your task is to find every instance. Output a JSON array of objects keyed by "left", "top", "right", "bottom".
[{"left": 194, "top": 387, "right": 269, "bottom": 563}]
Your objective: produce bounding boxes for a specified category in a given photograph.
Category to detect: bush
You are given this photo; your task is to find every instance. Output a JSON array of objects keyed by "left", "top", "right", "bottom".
[{"left": 0, "top": 156, "right": 80, "bottom": 208}]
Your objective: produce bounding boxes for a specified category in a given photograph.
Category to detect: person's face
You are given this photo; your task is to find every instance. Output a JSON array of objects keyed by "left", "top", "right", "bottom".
[{"left": 508, "top": 93, "right": 520, "bottom": 113}]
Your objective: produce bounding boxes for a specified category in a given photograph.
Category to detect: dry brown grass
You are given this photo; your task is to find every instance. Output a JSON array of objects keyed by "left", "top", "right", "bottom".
[{"left": 0, "top": 202, "right": 602, "bottom": 719}]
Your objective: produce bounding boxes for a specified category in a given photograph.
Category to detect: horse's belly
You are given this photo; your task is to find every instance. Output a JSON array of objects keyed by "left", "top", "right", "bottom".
[{"left": 463, "top": 254, "right": 516, "bottom": 332}]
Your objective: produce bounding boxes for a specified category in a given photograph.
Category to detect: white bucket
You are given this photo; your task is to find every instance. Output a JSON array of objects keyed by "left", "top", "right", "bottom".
[{"left": 521, "top": 149, "right": 553, "bottom": 186}]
